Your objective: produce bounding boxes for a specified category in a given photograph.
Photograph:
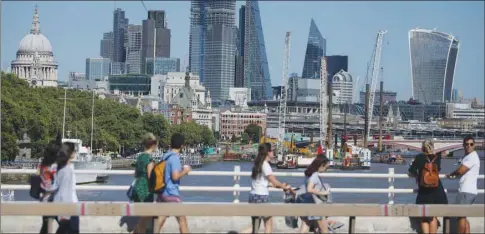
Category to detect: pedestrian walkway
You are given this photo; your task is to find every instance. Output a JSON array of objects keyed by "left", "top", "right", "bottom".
[{"left": 1, "top": 216, "right": 484, "bottom": 233}]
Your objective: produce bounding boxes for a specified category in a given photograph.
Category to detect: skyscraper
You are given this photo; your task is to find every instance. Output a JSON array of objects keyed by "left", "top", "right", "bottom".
[
  {"left": 409, "top": 28, "right": 459, "bottom": 104},
  {"left": 326, "top": 55, "right": 348, "bottom": 80},
  {"left": 243, "top": 0, "right": 272, "bottom": 100},
  {"left": 86, "top": 58, "right": 111, "bottom": 81},
  {"left": 141, "top": 10, "right": 171, "bottom": 73},
  {"left": 100, "top": 32, "right": 114, "bottom": 60},
  {"left": 125, "top": 25, "right": 143, "bottom": 74},
  {"left": 189, "top": 0, "right": 236, "bottom": 102},
  {"left": 113, "top": 8, "right": 128, "bottom": 63},
  {"left": 301, "top": 19, "right": 326, "bottom": 79}
]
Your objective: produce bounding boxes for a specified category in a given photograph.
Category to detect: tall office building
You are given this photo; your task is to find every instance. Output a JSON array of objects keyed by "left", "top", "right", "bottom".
[
  {"left": 326, "top": 55, "right": 348, "bottom": 80},
  {"left": 100, "top": 32, "right": 114, "bottom": 60},
  {"left": 242, "top": 0, "right": 272, "bottom": 100},
  {"left": 141, "top": 10, "right": 171, "bottom": 73},
  {"left": 125, "top": 24, "right": 143, "bottom": 74},
  {"left": 409, "top": 28, "right": 459, "bottom": 104},
  {"left": 234, "top": 26, "right": 244, "bottom": 87},
  {"left": 113, "top": 8, "right": 129, "bottom": 63},
  {"left": 189, "top": 0, "right": 236, "bottom": 102},
  {"left": 301, "top": 19, "right": 326, "bottom": 79},
  {"left": 86, "top": 58, "right": 111, "bottom": 81}
]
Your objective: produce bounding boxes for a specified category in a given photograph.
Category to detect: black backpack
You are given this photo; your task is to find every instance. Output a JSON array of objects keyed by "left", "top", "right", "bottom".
[{"left": 29, "top": 174, "right": 44, "bottom": 200}]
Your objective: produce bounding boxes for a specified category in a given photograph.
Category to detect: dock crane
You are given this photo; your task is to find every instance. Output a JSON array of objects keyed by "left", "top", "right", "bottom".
[
  {"left": 276, "top": 32, "right": 291, "bottom": 162},
  {"left": 365, "top": 30, "right": 387, "bottom": 140},
  {"left": 319, "top": 57, "right": 328, "bottom": 149}
]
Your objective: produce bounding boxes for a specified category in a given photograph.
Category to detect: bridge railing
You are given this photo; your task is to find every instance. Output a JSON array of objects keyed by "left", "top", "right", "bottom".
[
  {"left": 1, "top": 167, "right": 484, "bottom": 204},
  {"left": 1, "top": 202, "right": 484, "bottom": 233}
]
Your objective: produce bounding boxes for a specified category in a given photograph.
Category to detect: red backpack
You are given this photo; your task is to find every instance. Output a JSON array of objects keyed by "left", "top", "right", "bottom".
[{"left": 419, "top": 155, "right": 440, "bottom": 188}]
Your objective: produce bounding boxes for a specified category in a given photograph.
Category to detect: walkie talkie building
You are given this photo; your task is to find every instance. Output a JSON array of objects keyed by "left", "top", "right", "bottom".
[{"left": 409, "top": 28, "right": 460, "bottom": 104}]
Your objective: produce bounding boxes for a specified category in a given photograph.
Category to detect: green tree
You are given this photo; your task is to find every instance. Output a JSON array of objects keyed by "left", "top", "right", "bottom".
[
  {"left": 141, "top": 113, "right": 171, "bottom": 147},
  {"left": 231, "top": 134, "right": 237, "bottom": 143},
  {"left": 241, "top": 132, "right": 250, "bottom": 144},
  {"left": 200, "top": 125, "right": 216, "bottom": 146},
  {"left": 245, "top": 124, "right": 262, "bottom": 143}
]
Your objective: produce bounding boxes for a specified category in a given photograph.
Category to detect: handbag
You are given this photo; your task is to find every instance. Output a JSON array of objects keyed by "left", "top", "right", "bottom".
[{"left": 126, "top": 180, "right": 136, "bottom": 201}]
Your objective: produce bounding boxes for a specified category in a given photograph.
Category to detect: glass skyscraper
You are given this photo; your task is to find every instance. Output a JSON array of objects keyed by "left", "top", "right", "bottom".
[
  {"left": 409, "top": 28, "right": 459, "bottom": 104},
  {"left": 302, "top": 19, "right": 326, "bottom": 79},
  {"left": 86, "top": 58, "right": 110, "bottom": 81},
  {"left": 146, "top": 57, "right": 181, "bottom": 75},
  {"left": 189, "top": 0, "right": 236, "bottom": 102},
  {"left": 242, "top": 0, "right": 272, "bottom": 100}
]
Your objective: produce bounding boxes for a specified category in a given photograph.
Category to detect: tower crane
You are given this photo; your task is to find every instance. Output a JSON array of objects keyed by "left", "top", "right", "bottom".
[
  {"left": 319, "top": 57, "right": 328, "bottom": 148},
  {"left": 276, "top": 32, "right": 291, "bottom": 162},
  {"left": 366, "top": 30, "right": 387, "bottom": 140}
]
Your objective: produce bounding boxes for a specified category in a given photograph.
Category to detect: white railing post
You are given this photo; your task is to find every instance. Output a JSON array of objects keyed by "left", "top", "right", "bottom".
[
  {"left": 233, "top": 165, "right": 241, "bottom": 203},
  {"left": 388, "top": 168, "right": 395, "bottom": 204}
]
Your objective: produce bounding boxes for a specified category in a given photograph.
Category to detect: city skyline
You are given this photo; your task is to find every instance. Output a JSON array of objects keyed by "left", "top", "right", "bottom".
[{"left": 1, "top": 1, "right": 483, "bottom": 100}]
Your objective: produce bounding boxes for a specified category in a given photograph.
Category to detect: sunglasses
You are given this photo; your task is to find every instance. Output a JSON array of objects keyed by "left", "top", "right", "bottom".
[{"left": 464, "top": 143, "right": 474, "bottom": 147}]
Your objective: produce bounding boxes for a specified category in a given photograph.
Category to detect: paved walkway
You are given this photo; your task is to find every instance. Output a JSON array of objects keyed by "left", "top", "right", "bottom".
[{"left": 1, "top": 216, "right": 484, "bottom": 233}]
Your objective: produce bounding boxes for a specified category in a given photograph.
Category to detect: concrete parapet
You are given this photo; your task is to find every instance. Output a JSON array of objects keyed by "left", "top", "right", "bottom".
[{"left": 1, "top": 216, "right": 484, "bottom": 233}]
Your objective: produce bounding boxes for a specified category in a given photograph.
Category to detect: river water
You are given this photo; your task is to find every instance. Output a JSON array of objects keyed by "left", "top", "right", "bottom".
[{"left": 11, "top": 150, "right": 485, "bottom": 204}]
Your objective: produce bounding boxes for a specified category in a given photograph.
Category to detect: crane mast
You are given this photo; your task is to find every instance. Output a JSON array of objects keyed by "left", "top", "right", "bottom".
[
  {"left": 366, "top": 30, "right": 387, "bottom": 140},
  {"left": 319, "top": 57, "right": 328, "bottom": 148},
  {"left": 276, "top": 32, "right": 291, "bottom": 161}
]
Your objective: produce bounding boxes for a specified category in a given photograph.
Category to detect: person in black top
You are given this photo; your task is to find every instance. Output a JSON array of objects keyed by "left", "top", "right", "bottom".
[{"left": 408, "top": 139, "right": 448, "bottom": 234}]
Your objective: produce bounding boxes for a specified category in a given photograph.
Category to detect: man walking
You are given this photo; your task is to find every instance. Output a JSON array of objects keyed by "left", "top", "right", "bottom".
[
  {"left": 447, "top": 135, "right": 480, "bottom": 234},
  {"left": 155, "top": 133, "right": 191, "bottom": 233}
]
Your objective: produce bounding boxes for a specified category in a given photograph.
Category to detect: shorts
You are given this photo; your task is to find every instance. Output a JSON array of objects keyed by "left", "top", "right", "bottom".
[
  {"left": 156, "top": 194, "right": 182, "bottom": 203},
  {"left": 456, "top": 192, "right": 477, "bottom": 205},
  {"left": 248, "top": 194, "right": 270, "bottom": 219}
]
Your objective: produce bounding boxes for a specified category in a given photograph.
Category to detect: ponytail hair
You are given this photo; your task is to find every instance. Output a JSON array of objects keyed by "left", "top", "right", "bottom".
[{"left": 251, "top": 144, "right": 269, "bottom": 180}]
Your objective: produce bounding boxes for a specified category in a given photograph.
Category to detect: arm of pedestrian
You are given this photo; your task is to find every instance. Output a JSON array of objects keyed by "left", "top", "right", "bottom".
[
  {"left": 146, "top": 162, "right": 154, "bottom": 179},
  {"left": 267, "top": 175, "right": 287, "bottom": 189},
  {"left": 447, "top": 164, "right": 470, "bottom": 178},
  {"left": 307, "top": 180, "right": 329, "bottom": 196}
]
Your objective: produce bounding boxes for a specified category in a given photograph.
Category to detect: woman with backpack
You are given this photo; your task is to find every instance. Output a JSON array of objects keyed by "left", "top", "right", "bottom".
[
  {"left": 53, "top": 142, "right": 80, "bottom": 234},
  {"left": 131, "top": 133, "right": 157, "bottom": 234},
  {"left": 248, "top": 143, "right": 291, "bottom": 233},
  {"left": 38, "top": 138, "right": 62, "bottom": 234},
  {"left": 408, "top": 139, "right": 448, "bottom": 234}
]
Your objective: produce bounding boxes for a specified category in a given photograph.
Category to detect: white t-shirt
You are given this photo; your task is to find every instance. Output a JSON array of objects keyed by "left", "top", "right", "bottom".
[
  {"left": 459, "top": 151, "right": 480, "bottom": 194},
  {"left": 250, "top": 161, "right": 273, "bottom": 195}
]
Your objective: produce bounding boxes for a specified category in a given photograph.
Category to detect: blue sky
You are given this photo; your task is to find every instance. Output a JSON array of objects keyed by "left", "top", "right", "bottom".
[{"left": 1, "top": 1, "right": 483, "bottom": 101}]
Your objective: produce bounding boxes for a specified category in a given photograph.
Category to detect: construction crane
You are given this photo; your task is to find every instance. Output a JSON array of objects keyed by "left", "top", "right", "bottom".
[
  {"left": 276, "top": 32, "right": 291, "bottom": 161},
  {"left": 319, "top": 56, "right": 328, "bottom": 148},
  {"left": 366, "top": 30, "right": 387, "bottom": 140}
]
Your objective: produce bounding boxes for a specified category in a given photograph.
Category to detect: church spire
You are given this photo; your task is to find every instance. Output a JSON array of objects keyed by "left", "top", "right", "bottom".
[{"left": 30, "top": 5, "right": 40, "bottom": 34}]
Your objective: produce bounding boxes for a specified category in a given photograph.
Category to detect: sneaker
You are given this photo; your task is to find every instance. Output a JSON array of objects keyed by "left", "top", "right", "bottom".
[{"left": 330, "top": 221, "right": 344, "bottom": 230}]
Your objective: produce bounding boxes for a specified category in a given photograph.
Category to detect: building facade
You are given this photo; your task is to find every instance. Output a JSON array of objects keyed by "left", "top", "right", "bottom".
[
  {"left": 113, "top": 8, "right": 129, "bottom": 63},
  {"left": 86, "top": 58, "right": 110, "bottom": 81},
  {"left": 409, "top": 28, "right": 460, "bottom": 104},
  {"left": 331, "top": 70, "right": 353, "bottom": 104},
  {"left": 242, "top": 0, "right": 272, "bottom": 100},
  {"left": 360, "top": 91, "right": 397, "bottom": 105},
  {"left": 109, "top": 74, "right": 151, "bottom": 96},
  {"left": 326, "top": 55, "right": 348, "bottom": 81},
  {"left": 141, "top": 10, "right": 171, "bottom": 74},
  {"left": 146, "top": 57, "right": 180, "bottom": 75},
  {"left": 301, "top": 19, "right": 326, "bottom": 79},
  {"left": 100, "top": 32, "right": 114, "bottom": 60},
  {"left": 11, "top": 6, "right": 59, "bottom": 87},
  {"left": 189, "top": 0, "right": 236, "bottom": 102},
  {"left": 219, "top": 110, "right": 267, "bottom": 140},
  {"left": 125, "top": 24, "right": 143, "bottom": 74}
]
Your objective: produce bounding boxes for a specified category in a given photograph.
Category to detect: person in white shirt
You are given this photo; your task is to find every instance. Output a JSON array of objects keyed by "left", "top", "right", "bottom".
[
  {"left": 446, "top": 135, "right": 481, "bottom": 234},
  {"left": 54, "top": 142, "right": 79, "bottom": 234},
  {"left": 248, "top": 143, "right": 291, "bottom": 234}
]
